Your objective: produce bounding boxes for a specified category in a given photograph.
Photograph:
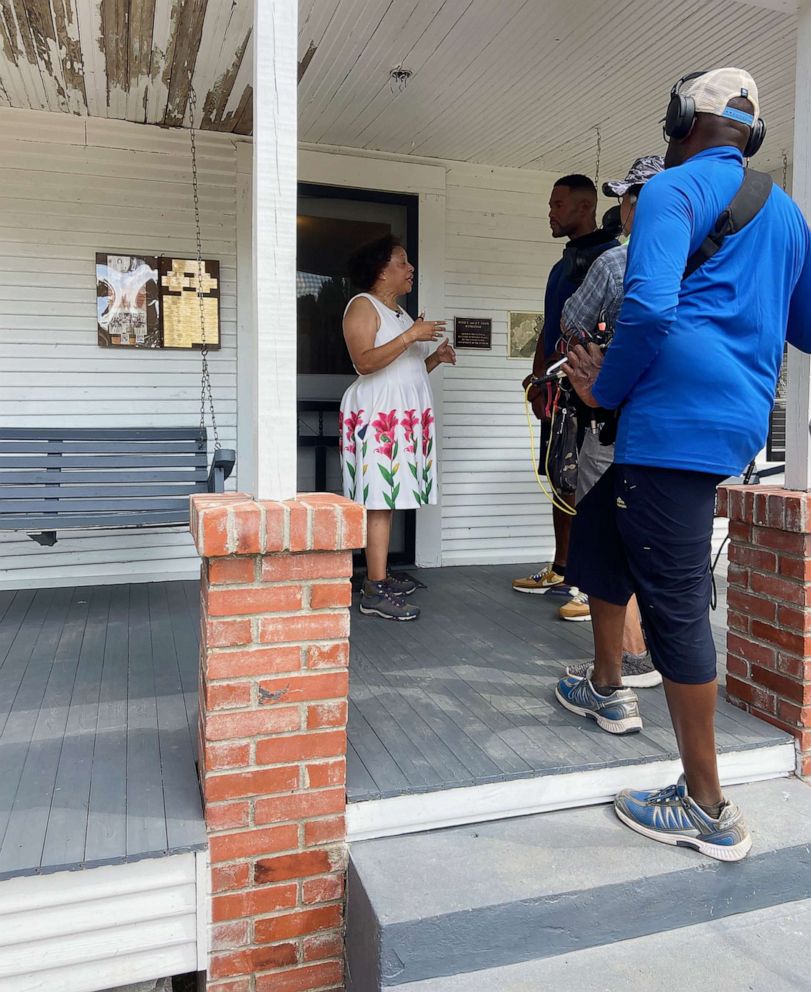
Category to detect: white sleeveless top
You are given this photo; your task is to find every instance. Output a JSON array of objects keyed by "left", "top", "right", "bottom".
[{"left": 338, "top": 294, "right": 437, "bottom": 510}]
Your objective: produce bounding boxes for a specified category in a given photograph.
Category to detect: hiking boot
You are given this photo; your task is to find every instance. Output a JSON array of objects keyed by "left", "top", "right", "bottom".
[
  {"left": 566, "top": 652, "right": 662, "bottom": 688},
  {"left": 559, "top": 591, "right": 591, "bottom": 622},
  {"left": 614, "top": 775, "right": 752, "bottom": 862},
  {"left": 385, "top": 573, "right": 417, "bottom": 596},
  {"left": 512, "top": 567, "right": 565, "bottom": 594},
  {"left": 359, "top": 580, "right": 420, "bottom": 621},
  {"left": 555, "top": 674, "right": 642, "bottom": 735}
]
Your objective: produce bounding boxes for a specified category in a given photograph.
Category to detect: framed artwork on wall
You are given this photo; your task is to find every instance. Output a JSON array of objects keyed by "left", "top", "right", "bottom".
[
  {"left": 96, "top": 253, "right": 160, "bottom": 348},
  {"left": 159, "top": 257, "right": 221, "bottom": 350},
  {"left": 507, "top": 310, "right": 543, "bottom": 359}
]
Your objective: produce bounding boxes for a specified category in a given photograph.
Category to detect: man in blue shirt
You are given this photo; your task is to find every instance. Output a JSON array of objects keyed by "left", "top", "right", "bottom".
[
  {"left": 513, "top": 176, "right": 617, "bottom": 598},
  {"left": 559, "top": 68, "right": 811, "bottom": 861}
]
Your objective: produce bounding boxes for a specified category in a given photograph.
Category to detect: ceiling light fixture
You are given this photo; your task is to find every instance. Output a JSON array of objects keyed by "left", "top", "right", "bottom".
[{"left": 389, "top": 65, "right": 413, "bottom": 93}]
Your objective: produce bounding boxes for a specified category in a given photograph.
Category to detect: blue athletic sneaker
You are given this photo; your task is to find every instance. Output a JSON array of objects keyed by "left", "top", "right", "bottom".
[
  {"left": 555, "top": 674, "right": 642, "bottom": 735},
  {"left": 614, "top": 775, "right": 752, "bottom": 862}
]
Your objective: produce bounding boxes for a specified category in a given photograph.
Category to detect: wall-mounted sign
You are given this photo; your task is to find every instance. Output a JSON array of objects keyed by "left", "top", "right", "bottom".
[
  {"left": 454, "top": 317, "right": 492, "bottom": 350},
  {"left": 96, "top": 253, "right": 160, "bottom": 348},
  {"left": 508, "top": 311, "right": 544, "bottom": 360},
  {"left": 160, "top": 258, "right": 221, "bottom": 350},
  {"left": 96, "top": 253, "right": 221, "bottom": 350}
]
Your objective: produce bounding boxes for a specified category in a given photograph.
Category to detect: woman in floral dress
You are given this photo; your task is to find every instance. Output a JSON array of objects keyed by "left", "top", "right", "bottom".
[{"left": 340, "top": 235, "right": 456, "bottom": 621}]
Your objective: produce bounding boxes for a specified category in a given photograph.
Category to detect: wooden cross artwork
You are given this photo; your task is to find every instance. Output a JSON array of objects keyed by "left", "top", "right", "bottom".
[{"left": 159, "top": 258, "right": 221, "bottom": 350}]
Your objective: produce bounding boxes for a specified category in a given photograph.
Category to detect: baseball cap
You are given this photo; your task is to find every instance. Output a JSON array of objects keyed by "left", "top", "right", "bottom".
[
  {"left": 680, "top": 67, "right": 759, "bottom": 125},
  {"left": 602, "top": 155, "right": 665, "bottom": 197}
]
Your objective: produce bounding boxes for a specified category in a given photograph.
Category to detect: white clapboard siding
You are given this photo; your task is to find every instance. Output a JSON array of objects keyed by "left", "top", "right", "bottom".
[
  {"left": 0, "top": 852, "right": 205, "bottom": 992},
  {"left": 0, "top": 107, "right": 238, "bottom": 590},
  {"left": 440, "top": 162, "right": 565, "bottom": 565}
]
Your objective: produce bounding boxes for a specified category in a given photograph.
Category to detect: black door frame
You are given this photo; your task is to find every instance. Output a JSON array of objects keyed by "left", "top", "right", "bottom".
[{"left": 296, "top": 182, "right": 419, "bottom": 566}]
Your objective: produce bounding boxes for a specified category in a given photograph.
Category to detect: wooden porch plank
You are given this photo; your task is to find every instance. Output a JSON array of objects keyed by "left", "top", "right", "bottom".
[
  {"left": 347, "top": 701, "right": 412, "bottom": 798},
  {"left": 349, "top": 647, "right": 477, "bottom": 790},
  {"left": 148, "top": 583, "right": 206, "bottom": 852},
  {"left": 41, "top": 585, "right": 110, "bottom": 871},
  {"left": 0, "top": 588, "right": 89, "bottom": 876},
  {"left": 125, "top": 583, "right": 168, "bottom": 859},
  {"left": 0, "top": 590, "right": 17, "bottom": 627},
  {"left": 352, "top": 606, "right": 535, "bottom": 778},
  {"left": 351, "top": 643, "right": 506, "bottom": 784},
  {"left": 172, "top": 579, "right": 204, "bottom": 750},
  {"left": 84, "top": 583, "right": 129, "bottom": 864},
  {"left": 353, "top": 612, "right": 558, "bottom": 772},
  {"left": 350, "top": 674, "right": 444, "bottom": 793},
  {"left": 0, "top": 587, "right": 73, "bottom": 859},
  {"left": 346, "top": 740, "right": 378, "bottom": 802},
  {"left": 0, "top": 589, "right": 35, "bottom": 667},
  {"left": 407, "top": 575, "right": 635, "bottom": 766}
]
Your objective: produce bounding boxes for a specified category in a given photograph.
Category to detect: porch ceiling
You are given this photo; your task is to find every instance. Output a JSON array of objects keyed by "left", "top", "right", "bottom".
[
  {"left": 0, "top": 0, "right": 253, "bottom": 133},
  {"left": 0, "top": 1, "right": 798, "bottom": 177},
  {"left": 299, "top": 0, "right": 797, "bottom": 177}
]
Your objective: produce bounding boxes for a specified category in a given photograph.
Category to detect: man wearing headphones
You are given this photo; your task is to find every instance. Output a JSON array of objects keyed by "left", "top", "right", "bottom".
[{"left": 561, "top": 68, "right": 811, "bottom": 861}]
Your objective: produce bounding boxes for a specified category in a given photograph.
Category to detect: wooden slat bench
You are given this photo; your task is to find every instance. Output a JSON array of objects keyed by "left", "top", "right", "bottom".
[{"left": 0, "top": 427, "right": 235, "bottom": 545}]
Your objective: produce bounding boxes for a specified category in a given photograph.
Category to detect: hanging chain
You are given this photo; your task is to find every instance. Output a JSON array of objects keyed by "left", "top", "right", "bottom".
[
  {"left": 593, "top": 124, "right": 602, "bottom": 189},
  {"left": 188, "top": 80, "right": 221, "bottom": 450},
  {"left": 782, "top": 150, "right": 789, "bottom": 192}
]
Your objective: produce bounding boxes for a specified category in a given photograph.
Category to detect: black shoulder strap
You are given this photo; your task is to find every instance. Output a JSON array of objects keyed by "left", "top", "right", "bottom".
[{"left": 683, "top": 169, "right": 773, "bottom": 280}]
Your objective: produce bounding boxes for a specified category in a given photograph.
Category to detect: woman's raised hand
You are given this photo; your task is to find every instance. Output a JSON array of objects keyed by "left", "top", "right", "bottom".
[{"left": 407, "top": 312, "right": 447, "bottom": 342}]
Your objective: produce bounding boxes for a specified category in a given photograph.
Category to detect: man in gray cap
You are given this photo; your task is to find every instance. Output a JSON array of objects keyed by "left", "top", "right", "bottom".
[
  {"left": 554, "top": 156, "right": 663, "bottom": 681},
  {"left": 562, "top": 67, "right": 811, "bottom": 861}
]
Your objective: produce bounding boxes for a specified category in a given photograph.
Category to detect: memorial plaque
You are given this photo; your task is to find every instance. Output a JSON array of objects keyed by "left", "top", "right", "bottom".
[{"left": 454, "top": 317, "right": 492, "bottom": 350}]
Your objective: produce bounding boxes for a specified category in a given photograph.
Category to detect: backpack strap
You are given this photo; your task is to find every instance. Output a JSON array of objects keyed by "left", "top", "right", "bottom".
[{"left": 683, "top": 169, "right": 773, "bottom": 280}]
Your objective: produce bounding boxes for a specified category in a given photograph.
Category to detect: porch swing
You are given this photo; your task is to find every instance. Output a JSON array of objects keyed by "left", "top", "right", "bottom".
[{"left": 0, "top": 81, "right": 236, "bottom": 546}]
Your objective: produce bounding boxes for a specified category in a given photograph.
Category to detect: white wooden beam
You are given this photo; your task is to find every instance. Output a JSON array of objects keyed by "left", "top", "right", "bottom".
[
  {"left": 785, "top": 0, "right": 811, "bottom": 492},
  {"left": 253, "top": 0, "right": 298, "bottom": 501}
]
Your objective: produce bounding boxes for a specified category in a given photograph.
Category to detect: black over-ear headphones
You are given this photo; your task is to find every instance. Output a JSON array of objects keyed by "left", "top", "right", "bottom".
[{"left": 664, "top": 71, "right": 766, "bottom": 158}]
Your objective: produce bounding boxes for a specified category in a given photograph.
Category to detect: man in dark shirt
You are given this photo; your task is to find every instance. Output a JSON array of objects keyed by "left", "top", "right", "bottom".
[{"left": 513, "top": 175, "right": 617, "bottom": 599}]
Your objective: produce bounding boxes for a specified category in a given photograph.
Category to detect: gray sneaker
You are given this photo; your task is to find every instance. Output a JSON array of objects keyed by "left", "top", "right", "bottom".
[
  {"left": 555, "top": 674, "right": 642, "bottom": 735},
  {"left": 385, "top": 573, "right": 417, "bottom": 596},
  {"left": 359, "top": 580, "right": 420, "bottom": 621},
  {"left": 566, "top": 652, "right": 662, "bottom": 688},
  {"left": 614, "top": 775, "right": 752, "bottom": 861}
]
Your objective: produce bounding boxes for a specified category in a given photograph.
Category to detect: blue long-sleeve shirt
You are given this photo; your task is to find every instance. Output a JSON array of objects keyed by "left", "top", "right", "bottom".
[{"left": 593, "top": 145, "right": 811, "bottom": 476}]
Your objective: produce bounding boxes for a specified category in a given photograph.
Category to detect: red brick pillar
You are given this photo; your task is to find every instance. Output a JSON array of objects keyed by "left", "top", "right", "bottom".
[
  {"left": 718, "top": 484, "right": 811, "bottom": 776},
  {"left": 190, "top": 492, "right": 365, "bottom": 992}
]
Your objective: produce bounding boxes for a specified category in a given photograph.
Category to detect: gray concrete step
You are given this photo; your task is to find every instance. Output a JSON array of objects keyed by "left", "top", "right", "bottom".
[
  {"left": 394, "top": 898, "right": 811, "bottom": 992},
  {"left": 346, "top": 776, "right": 811, "bottom": 990}
]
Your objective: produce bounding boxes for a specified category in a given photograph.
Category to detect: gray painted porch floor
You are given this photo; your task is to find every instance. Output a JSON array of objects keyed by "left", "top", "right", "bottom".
[
  {"left": 347, "top": 563, "right": 786, "bottom": 802},
  {"left": 0, "top": 568, "right": 787, "bottom": 878},
  {"left": 0, "top": 581, "right": 205, "bottom": 880}
]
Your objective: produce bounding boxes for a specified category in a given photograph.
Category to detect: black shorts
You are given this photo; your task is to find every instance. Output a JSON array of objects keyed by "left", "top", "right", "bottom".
[{"left": 567, "top": 463, "right": 724, "bottom": 685}]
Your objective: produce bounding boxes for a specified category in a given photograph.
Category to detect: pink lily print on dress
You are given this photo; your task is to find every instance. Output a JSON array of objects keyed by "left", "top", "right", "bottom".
[
  {"left": 372, "top": 409, "right": 400, "bottom": 509},
  {"left": 420, "top": 408, "right": 435, "bottom": 504},
  {"left": 400, "top": 408, "right": 421, "bottom": 504},
  {"left": 343, "top": 409, "right": 365, "bottom": 501}
]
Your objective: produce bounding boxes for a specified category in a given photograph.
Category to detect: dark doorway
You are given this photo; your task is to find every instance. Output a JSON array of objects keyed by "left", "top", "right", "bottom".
[{"left": 296, "top": 183, "right": 418, "bottom": 565}]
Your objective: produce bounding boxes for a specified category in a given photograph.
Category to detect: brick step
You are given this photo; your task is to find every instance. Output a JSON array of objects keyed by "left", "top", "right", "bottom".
[{"left": 346, "top": 776, "right": 811, "bottom": 990}]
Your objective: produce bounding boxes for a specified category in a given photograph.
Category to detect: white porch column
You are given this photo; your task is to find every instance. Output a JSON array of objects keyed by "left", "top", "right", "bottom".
[
  {"left": 253, "top": 0, "right": 298, "bottom": 500},
  {"left": 785, "top": 0, "right": 811, "bottom": 491}
]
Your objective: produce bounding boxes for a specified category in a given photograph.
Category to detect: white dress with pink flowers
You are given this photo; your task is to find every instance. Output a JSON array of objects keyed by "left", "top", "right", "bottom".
[{"left": 339, "top": 293, "right": 437, "bottom": 510}]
